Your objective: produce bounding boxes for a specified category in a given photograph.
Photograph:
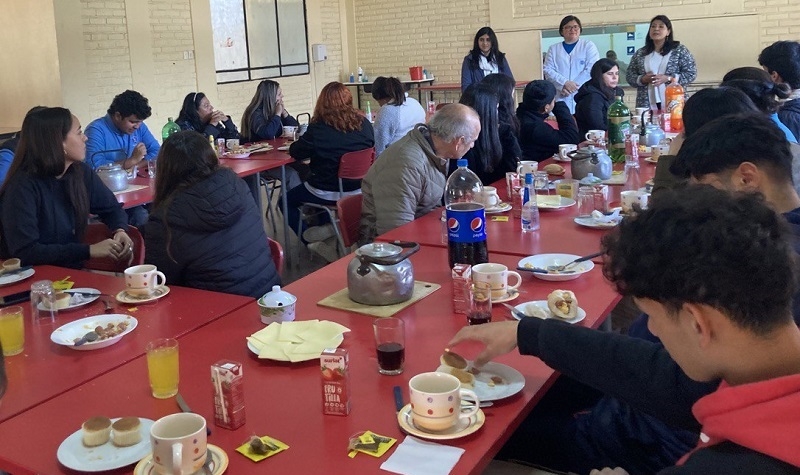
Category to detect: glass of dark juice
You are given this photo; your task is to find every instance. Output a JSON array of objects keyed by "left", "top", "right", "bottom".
[
  {"left": 373, "top": 318, "right": 405, "bottom": 375},
  {"left": 467, "top": 282, "right": 492, "bottom": 325}
]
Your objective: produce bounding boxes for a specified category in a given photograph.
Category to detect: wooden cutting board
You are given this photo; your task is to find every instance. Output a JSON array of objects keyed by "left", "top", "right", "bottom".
[{"left": 317, "top": 281, "right": 441, "bottom": 318}]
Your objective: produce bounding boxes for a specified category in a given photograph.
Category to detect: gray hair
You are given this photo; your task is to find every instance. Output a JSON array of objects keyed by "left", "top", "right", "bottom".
[{"left": 428, "top": 103, "right": 480, "bottom": 142}]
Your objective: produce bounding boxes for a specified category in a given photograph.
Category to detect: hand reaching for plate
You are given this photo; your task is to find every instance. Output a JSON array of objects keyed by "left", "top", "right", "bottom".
[{"left": 447, "top": 321, "right": 519, "bottom": 368}]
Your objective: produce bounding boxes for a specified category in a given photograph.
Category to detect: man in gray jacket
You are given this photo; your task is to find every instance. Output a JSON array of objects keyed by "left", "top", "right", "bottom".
[{"left": 360, "top": 104, "right": 481, "bottom": 241}]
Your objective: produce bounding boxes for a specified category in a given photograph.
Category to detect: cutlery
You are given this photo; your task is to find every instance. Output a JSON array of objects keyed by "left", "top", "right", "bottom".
[
  {"left": 393, "top": 385, "right": 404, "bottom": 413},
  {"left": 547, "top": 251, "right": 604, "bottom": 273},
  {"left": 74, "top": 331, "right": 99, "bottom": 346},
  {"left": 64, "top": 290, "right": 109, "bottom": 298},
  {"left": 200, "top": 450, "right": 214, "bottom": 475},
  {"left": 0, "top": 266, "right": 33, "bottom": 277},
  {"left": 176, "top": 393, "right": 212, "bottom": 435},
  {"left": 461, "top": 400, "right": 494, "bottom": 409},
  {"left": 516, "top": 266, "right": 575, "bottom": 274},
  {"left": 102, "top": 299, "right": 114, "bottom": 314},
  {"left": 501, "top": 302, "right": 528, "bottom": 320}
]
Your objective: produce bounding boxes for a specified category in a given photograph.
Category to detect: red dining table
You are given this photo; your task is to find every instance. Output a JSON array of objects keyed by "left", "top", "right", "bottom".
[
  {"left": 0, "top": 246, "right": 621, "bottom": 475},
  {"left": 0, "top": 265, "right": 252, "bottom": 425}
]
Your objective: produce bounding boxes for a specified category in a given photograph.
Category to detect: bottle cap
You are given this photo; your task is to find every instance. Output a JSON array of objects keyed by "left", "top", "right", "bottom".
[
  {"left": 525, "top": 173, "right": 533, "bottom": 184},
  {"left": 457, "top": 159, "right": 468, "bottom": 168}
]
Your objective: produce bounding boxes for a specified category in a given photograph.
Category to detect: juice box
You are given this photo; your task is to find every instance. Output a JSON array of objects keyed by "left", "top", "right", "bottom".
[
  {"left": 211, "top": 359, "right": 246, "bottom": 430},
  {"left": 452, "top": 264, "right": 472, "bottom": 315},
  {"left": 321, "top": 348, "right": 350, "bottom": 416}
]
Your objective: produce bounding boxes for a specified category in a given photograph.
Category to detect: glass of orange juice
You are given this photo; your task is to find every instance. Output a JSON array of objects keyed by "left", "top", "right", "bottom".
[
  {"left": 0, "top": 306, "right": 24, "bottom": 356},
  {"left": 146, "top": 338, "right": 179, "bottom": 398}
]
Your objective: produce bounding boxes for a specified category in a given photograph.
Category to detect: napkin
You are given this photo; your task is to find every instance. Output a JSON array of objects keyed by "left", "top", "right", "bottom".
[
  {"left": 246, "top": 320, "right": 350, "bottom": 362},
  {"left": 590, "top": 209, "right": 622, "bottom": 225},
  {"left": 536, "top": 195, "right": 562, "bottom": 207},
  {"left": 380, "top": 436, "right": 465, "bottom": 475}
]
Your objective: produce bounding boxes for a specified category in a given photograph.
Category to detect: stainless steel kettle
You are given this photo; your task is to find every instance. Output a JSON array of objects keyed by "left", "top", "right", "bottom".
[
  {"left": 347, "top": 241, "right": 420, "bottom": 306},
  {"left": 639, "top": 110, "right": 666, "bottom": 147},
  {"left": 96, "top": 164, "right": 129, "bottom": 192},
  {"left": 567, "top": 145, "right": 613, "bottom": 180}
]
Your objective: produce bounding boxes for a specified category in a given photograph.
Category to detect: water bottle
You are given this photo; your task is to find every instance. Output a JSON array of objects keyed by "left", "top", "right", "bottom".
[
  {"left": 161, "top": 117, "right": 180, "bottom": 142},
  {"left": 365, "top": 101, "right": 373, "bottom": 123},
  {"left": 521, "top": 173, "right": 540, "bottom": 232},
  {"left": 445, "top": 159, "right": 488, "bottom": 268},
  {"left": 357, "top": 66, "right": 364, "bottom": 83}
]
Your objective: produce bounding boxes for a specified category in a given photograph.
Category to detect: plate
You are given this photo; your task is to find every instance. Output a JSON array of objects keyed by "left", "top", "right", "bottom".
[
  {"left": 397, "top": 404, "right": 485, "bottom": 441},
  {"left": 0, "top": 268, "right": 35, "bottom": 287},
  {"left": 485, "top": 202, "right": 512, "bottom": 214},
  {"left": 492, "top": 289, "right": 520, "bottom": 304},
  {"left": 134, "top": 444, "right": 229, "bottom": 475},
  {"left": 513, "top": 300, "right": 587, "bottom": 324},
  {"left": 551, "top": 153, "right": 571, "bottom": 162},
  {"left": 247, "top": 334, "right": 345, "bottom": 362},
  {"left": 39, "top": 288, "right": 101, "bottom": 312},
  {"left": 437, "top": 361, "right": 525, "bottom": 401},
  {"left": 517, "top": 254, "right": 594, "bottom": 282},
  {"left": 116, "top": 286, "right": 170, "bottom": 304},
  {"left": 50, "top": 314, "right": 138, "bottom": 350},
  {"left": 223, "top": 152, "right": 251, "bottom": 159},
  {"left": 57, "top": 417, "right": 154, "bottom": 472},
  {"left": 277, "top": 145, "right": 291, "bottom": 151},
  {"left": 574, "top": 216, "right": 621, "bottom": 229},
  {"left": 536, "top": 195, "right": 576, "bottom": 210},
  {"left": 644, "top": 156, "right": 659, "bottom": 164}
]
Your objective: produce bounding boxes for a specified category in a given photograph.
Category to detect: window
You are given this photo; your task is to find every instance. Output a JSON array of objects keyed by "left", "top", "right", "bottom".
[{"left": 210, "top": 0, "right": 310, "bottom": 84}]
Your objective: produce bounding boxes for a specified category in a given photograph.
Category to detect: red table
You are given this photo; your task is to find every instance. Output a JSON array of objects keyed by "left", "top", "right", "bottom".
[
  {"left": 0, "top": 266, "right": 252, "bottom": 424},
  {"left": 0, "top": 247, "right": 620, "bottom": 475}
]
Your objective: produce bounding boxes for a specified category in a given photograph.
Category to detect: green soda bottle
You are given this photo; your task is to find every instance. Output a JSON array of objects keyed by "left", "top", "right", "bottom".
[
  {"left": 607, "top": 96, "right": 631, "bottom": 163},
  {"left": 161, "top": 117, "right": 180, "bottom": 142}
]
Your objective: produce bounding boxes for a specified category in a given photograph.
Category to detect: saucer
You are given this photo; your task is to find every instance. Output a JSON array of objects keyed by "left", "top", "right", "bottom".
[
  {"left": 397, "top": 404, "right": 485, "bottom": 441},
  {"left": 491, "top": 289, "right": 520, "bottom": 304},
  {"left": 116, "top": 286, "right": 171, "bottom": 304},
  {"left": 134, "top": 444, "right": 228, "bottom": 475},
  {"left": 644, "top": 156, "right": 659, "bottom": 164},
  {"left": 552, "top": 153, "right": 571, "bottom": 162},
  {"left": 485, "top": 202, "right": 512, "bottom": 214}
]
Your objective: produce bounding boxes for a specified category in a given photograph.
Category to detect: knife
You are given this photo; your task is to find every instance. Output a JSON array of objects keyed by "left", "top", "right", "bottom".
[
  {"left": 393, "top": 386, "right": 404, "bottom": 413},
  {"left": 176, "top": 393, "right": 212, "bottom": 435}
]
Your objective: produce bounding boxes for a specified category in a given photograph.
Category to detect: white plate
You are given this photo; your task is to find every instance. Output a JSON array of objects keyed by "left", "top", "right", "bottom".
[
  {"left": 277, "top": 145, "right": 291, "bottom": 151},
  {"left": 39, "top": 288, "right": 101, "bottom": 312},
  {"left": 116, "top": 286, "right": 170, "bottom": 304},
  {"left": 536, "top": 195, "right": 576, "bottom": 209},
  {"left": 135, "top": 444, "right": 229, "bottom": 475},
  {"left": 517, "top": 254, "right": 594, "bottom": 281},
  {"left": 57, "top": 417, "right": 154, "bottom": 472},
  {"left": 644, "top": 156, "right": 659, "bottom": 164},
  {"left": 50, "top": 314, "right": 138, "bottom": 350},
  {"left": 397, "top": 404, "right": 485, "bottom": 441},
  {"left": 223, "top": 152, "right": 251, "bottom": 159},
  {"left": 485, "top": 202, "right": 512, "bottom": 214},
  {"left": 0, "top": 268, "right": 35, "bottom": 287},
  {"left": 574, "top": 216, "right": 621, "bottom": 229},
  {"left": 513, "top": 300, "right": 587, "bottom": 324},
  {"left": 437, "top": 361, "right": 525, "bottom": 401}
]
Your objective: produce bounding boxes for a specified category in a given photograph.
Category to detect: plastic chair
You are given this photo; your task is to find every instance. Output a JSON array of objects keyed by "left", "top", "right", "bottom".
[
  {"left": 82, "top": 223, "right": 145, "bottom": 273},
  {"left": 268, "top": 237, "right": 284, "bottom": 277},
  {"left": 260, "top": 176, "right": 282, "bottom": 236},
  {"left": 335, "top": 193, "right": 363, "bottom": 251},
  {"left": 296, "top": 148, "right": 375, "bottom": 257}
]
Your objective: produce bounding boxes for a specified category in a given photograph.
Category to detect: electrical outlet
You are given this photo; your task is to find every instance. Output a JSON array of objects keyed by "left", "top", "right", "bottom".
[
  {"left": 183, "top": 51, "right": 189, "bottom": 60},
  {"left": 188, "top": 50, "right": 194, "bottom": 60}
]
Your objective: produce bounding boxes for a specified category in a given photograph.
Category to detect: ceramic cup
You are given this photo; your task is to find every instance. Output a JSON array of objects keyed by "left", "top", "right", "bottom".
[
  {"left": 516, "top": 160, "right": 538, "bottom": 177},
  {"left": 585, "top": 130, "right": 605, "bottom": 142},
  {"left": 257, "top": 285, "right": 297, "bottom": 324},
  {"left": 558, "top": 144, "right": 577, "bottom": 160},
  {"left": 480, "top": 186, "right": 501, "bottom": 208},
  {"left": 150, "top": 412, "right": 207, "bottom": 475},
  {"left": 225, "top": 138, "right": 240, "bottom": 151},
  {"left": 282, "top": 126, "right": 298, "bottom": 138},
  {"left": 409, "top": 372, "right": 479, "bottom": 432},
  {"left": 124, "top": 264, "right": 166, "bottom": 297},
  {"left": 620, "top": 190, "right": 650, "bottom": 214},
  {"left": 2, "top": 258, "right": 20, "bottom": 273},
  {"left": 471, "top": 263, "right": 522, "bottom": 300}
]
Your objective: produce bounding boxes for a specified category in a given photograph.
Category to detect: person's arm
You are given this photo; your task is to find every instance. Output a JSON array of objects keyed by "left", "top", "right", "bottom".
[
  {"left": 177, "top": 119, "right": 195, "bottom": 131},
  {"left": 674, "top": 45, "right": 697, "bottom": 86},
  {"left": 372, "top": 109, "right": 393, "bottom": 157},
  {"left": 581, "top": 94, "right": 609, "bottom": 132},
  {"left": 551, "top": 101, "right": 580, "bottom": 144},
  {"left": 281, "top": 114, "right": 299, "bottom": 127},
  {"left": 288, "top": 123, "right": 315, "bottom": 160},
  {"left": 542, "top": 46, "right": 567, "bottom": 90},
  {"left": 138, "top": 124, "right": 160, "bottom": 161},
  {"left": 575, "top": 41, "right": 600, "bottom": 86},
  {"left": 461, "top": 57, "right": 474, "bottom": 92},
  {"left": 84, "top": 122, "right": 122, "bottom": 169},
  {"left": 144, "top": 215, "right": 184, "bottom": 286},
  {"left": 251, "top": 112, "right": 284, "bottom": 141},
  {"left": 0, "top": 149, "right": 13, "bottom": 186},
  {"left": 374, "top": 162, "right": 425, "bottom": 234},
  {"left": 500, "top": 56, "right": 515, "bottom": 82},
  {"left": 85, "top": 165, "right": 129, "bottom": 232},
  {"left": 626, "top": 49, "right": 646, "bottom": 87}
]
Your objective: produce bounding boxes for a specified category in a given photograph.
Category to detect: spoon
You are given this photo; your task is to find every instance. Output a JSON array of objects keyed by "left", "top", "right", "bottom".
[
  {"left": 200, "top": 449, "right": 214, "bottom": 475},
  {"left": 516, "top": 266, "right": 575, "bottom": 274},
  {"left": 547, "top": 251, "right": 604, "bottom": 273},
  {"left": 74, "top": 331, "right": 99, "bottom": 346}
]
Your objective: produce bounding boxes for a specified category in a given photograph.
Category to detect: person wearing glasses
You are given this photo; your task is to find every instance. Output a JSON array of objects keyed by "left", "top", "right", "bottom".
[{"left": 543, "top": 15, "right": 599, "bottom": 114}]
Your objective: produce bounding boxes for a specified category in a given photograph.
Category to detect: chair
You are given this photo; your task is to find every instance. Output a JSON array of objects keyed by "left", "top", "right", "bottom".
[
  {"left": 260, "top": 175, "right": 282, "bottom": 236},
  {"left": 268, "top": 237, "right": 284, "bottom": 277},
  {"left": 82, "top": 223, "right": 145, "bottom": 273},
  {"left": 296, "top": 147, "right": 375, "bottom": 257},
  {"left": 335, "top": 193, "right": 363, "bottom": 251}
]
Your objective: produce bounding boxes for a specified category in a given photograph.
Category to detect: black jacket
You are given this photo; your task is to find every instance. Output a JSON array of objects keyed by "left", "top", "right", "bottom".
[
  {"left": 574, "top": 83, "right": 624, "bottom": 140},
  {"left": 177, "top": 117, "right": 239, "bottom": 141},
  {"left": 779, "top": 97, "right": 800, "bottom": 142},
  {"left": 462, "top": 123, "right": 521, "bottom": 185},
  {"left": 517, "top": 101, "right": 579, "bottom": 161},
  {"left": 145, "top": 168, "right": 279, "bottom": 298},
  {"left": 289, "top": 118, "right": 374, "bottom": 192}
]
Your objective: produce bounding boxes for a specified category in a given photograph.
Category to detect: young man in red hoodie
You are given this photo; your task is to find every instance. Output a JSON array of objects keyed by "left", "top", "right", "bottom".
[{"left": 450, "top": 184, "right": 800, "bottom": 474}]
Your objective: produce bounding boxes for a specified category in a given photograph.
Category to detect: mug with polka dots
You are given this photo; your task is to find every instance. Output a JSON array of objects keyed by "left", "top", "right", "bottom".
[
  {"left": 408, "top": 372, "right": 480, "bottom": 432},
  {"left": 150, "top": 412, "right": 207, "bottom": 475}
]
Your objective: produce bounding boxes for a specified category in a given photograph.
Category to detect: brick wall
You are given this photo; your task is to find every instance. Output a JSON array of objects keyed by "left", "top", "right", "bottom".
[{"left": 745, "top": 0, "right": 800, "bottom": 45}]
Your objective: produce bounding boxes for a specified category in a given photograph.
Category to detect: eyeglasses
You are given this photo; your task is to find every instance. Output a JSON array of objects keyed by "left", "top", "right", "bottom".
[{"left": 563, "top": 25, "right": 580, "bottom": 31}]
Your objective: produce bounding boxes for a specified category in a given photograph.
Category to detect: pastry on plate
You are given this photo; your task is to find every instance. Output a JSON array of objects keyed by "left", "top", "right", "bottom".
[
  {"left": 111, "top": 416, "right": 142, "bottom": 447},
  {"left": 82, "top": 416, "right": 112, "bottom": 447},
  {"left": 547, "top": 290, "right": 578, "bottom": 319}
]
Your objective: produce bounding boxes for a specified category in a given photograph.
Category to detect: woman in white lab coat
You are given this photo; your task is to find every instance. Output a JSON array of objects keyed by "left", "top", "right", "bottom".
[{"left": 543, "top": 15, "right": 599, "bottom": 114}]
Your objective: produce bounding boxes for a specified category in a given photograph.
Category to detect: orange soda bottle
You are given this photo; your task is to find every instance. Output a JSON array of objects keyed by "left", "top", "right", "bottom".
[{"left": 665, "top": 75, "right": 685, "bottom": 132}]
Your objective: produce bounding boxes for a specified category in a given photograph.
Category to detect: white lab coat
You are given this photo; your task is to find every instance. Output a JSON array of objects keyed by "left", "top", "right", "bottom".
[{"left": 543, "top": 39, "right": 600, "bottom": 114}]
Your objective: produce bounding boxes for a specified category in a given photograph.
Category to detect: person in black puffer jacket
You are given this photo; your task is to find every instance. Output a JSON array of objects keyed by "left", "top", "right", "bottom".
[
  {"left": 145, "top": 131, "right": 279, "bottom": 298},
  {"left": 517, "top": 80, "right": 579, "bottom": 161},
  {"left": 574, "top": 58, "right": 625, "bottom": 140}
]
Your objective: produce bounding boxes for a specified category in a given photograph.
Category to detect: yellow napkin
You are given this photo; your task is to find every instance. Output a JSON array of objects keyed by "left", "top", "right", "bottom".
[
  {"left": 235, "top": 436, "right": 288, "bottom": 462},
  {"left": 348, "top": 431, "right": 397, "bottom": 458},
  {"left": 247, "top": 320, "right": 350, "bottom": 362},
  {"left": 52, "top": 276, "right": 74, "bottom": 291},
  {"left": 491, "top": 216, "right": 509, "bottom": 222}
]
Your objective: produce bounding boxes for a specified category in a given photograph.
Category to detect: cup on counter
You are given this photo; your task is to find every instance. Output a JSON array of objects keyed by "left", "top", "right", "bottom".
[
  {"left": 30, "top": 280, "right": 58, "bottom": 324},
  {"left": 408, "top": 372, "right": 480, "bottom": 432},
  {"left": 480, "top": 186, "right": 501, "bottom": 208},
  {"left": 585, "top": 130, "right": 605, "bottom": 142},
  {"left": 516, "top": 160, "right": 538, "bottom": 177},
  {"left": 620, "top": 190, "right": 650, "bottom": 214},
  {"left": 577, "top": 186, "right": 596, "bottom": 217},
  {"left": 0, "top": 306, "right": 24, "bottom": 356},
  {"left": 146, "top": 338, "right": 179, "bottom": 399},
  {"left": 471, "top": 263, "right": 522, "bottom": 300},
  {"left": 558, "top": 144, "right": 577, "bottom": 160},
  {"left": 225, "top": 138, "right": 240, "bottom": 151},
  {"left": 124, "top": 264, "right": 166, "bottom": 297},
  {"left": 282, "top": 126, "right": 298, "bottom": 138},
  {"left": 150, "top": 412, "right": 207, "bottom": 475},
  {"left": 374, "top": 318, "right": 405, "bottom": 375},
  {"left": 2, "top": 258, "right": 20, "bottom": 273}
]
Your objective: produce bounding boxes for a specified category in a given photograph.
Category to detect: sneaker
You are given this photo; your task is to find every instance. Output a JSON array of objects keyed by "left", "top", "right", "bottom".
[
  {"left": 308, "top": 241, "right": 339, "bottom": 263},
  {"left": 303, "top": 224, "right": 336, "bottom": 243}
]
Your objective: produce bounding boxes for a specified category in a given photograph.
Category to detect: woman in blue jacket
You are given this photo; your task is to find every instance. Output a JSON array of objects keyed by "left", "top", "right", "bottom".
[{"left": 461, "top": 27, "right": 514, "bottom": 92}]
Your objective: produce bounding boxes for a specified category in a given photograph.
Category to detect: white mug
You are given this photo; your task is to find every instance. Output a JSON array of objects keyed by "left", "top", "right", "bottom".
[
  {"left": 558, "top": 144, "right": 577, "bottom": 160},
  {"left": 409, "top": 372, "right": 479, "bottom": 432},
  {"left": 471, "top": 263, "right": 522, "bottom": 300},
  {"left": 480, "top": 186, "right": 500, "bottom": 208},
  {"left": 225, "top": 139, "right": 240, "bottom": 151},
  {"left": 620, "top": 190, "right": 650, "bottom": 214},
  {"left": 124, "top": 264, "right": 166, "bottom": 297},
  {"left": 585, "top": 130, "right": 605, "bottom": 142},
  {"left": 150, "top": 413, "right": 207, "bottom": 475},
  {"left": 282, "top": 126, "right": 298, "bottom": 138},
  {"left": 516, "top": 160, "right": 538, "bottom": 177}
]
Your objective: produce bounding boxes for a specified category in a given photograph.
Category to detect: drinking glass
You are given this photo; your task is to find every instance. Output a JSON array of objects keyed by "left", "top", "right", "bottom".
[
  {"left": 373, "top": 318, "right": 405, "bottom": 375},
  {"left": 577, "top": 186, "right": 596, "bottom": 217},
  {"left": 147, "top": 158, "right": 157, "bottom": 178},
  {"left": 30, "top": 280, "right": 58, "bottom": 324},
  {"left": 146, "top": 338, "right": 179, "bottom": 398},
  {"left": 0, "top": 306, "right": 25, "bottom": 356},
  {"left": 533, "top": 171, "right": 550, "bottom": 193},
  {"left": 467, "top": 282, "right": 492, "bottom": 325}
]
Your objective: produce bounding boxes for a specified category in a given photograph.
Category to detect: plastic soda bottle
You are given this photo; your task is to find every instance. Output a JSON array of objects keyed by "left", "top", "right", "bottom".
[
  {"left": 665, "top": 75, "right": 684, "bottom": 132},
  {"left": 607, "top": 96, "right": 631, "bottom": 163},
  {"left": 161, "top": 117, "right": 180, "bottom": 142},
  {"left": 445, "top": 159, "right": 488, "bottom": 268}
]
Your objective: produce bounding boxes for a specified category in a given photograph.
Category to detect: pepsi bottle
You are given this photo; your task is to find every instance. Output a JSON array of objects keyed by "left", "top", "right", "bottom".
[{"left": 445, "top": 159, "right": 488, "bottom": 268}]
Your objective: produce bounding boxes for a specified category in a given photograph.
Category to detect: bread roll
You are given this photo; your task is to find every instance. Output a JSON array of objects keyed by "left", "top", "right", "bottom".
[
  {"left": 111, "top": 417, "right": 142, "bottom": 447},
  {"left": 82, "top": 416, "right": 112, "bottom": 447},
  {"left": 440, "top": 349, "right": 468, "bottom": 370},
  {"left": 547, "top": 290, "right": 578, "bottom": 319},
  {"left": 543, "top": 164, "right": 565, "bottom": 175}
]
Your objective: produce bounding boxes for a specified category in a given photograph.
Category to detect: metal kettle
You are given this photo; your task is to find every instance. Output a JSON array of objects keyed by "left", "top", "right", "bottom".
[
  {"left": 639, "top": 110, "right": 666, "bottom": 147},
  {"left": 347, "top": 241, "right": 420, "bottom": 306},
  {"left": 96, "top": 164, "right": 129, "bottom": 192},
  {"left": 567, "top": 145, "right": 613, "bottom": 180},
  {"left": 296, "top": 113, "right": 311, "bottom": 137}
]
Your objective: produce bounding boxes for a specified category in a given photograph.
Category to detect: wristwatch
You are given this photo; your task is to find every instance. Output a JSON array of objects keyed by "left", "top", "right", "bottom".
[{"left": 666, "top": 76, "right": 674, "bottom": 85}]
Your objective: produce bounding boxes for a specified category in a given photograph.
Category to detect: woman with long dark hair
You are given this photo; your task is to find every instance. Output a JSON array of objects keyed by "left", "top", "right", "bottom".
[
  {"left": 240, "top": 79, "right": 299, "bottom": 142},
  {"left": 0, "top": 107, "right": 132, "bottom": 268},
  {"left": 176, "top": 92, "right": 239, "bottom": 140},
  {"left": 626, "top": 15, "right": 697, "bottom": 110},
  {"left": 482, "top": 73, "right": 520, "bottom": 134},
  {"left": 461, "top": 27, "right": 514, "bottom": 92},
  {"left": 574, "top": 58, "right": 625, "bottom": 139},
  {"left": 145, "top": 131, "right": 278, "bottom": 297},
  {"left": 543, "top": 15, "right": 600, "bottom": 114},
  {"left": 721, "top": 67, "right": 797, "bottom": 142},
  {"left": 371, "top": 76, "right": 426, "bottom": 157}
]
